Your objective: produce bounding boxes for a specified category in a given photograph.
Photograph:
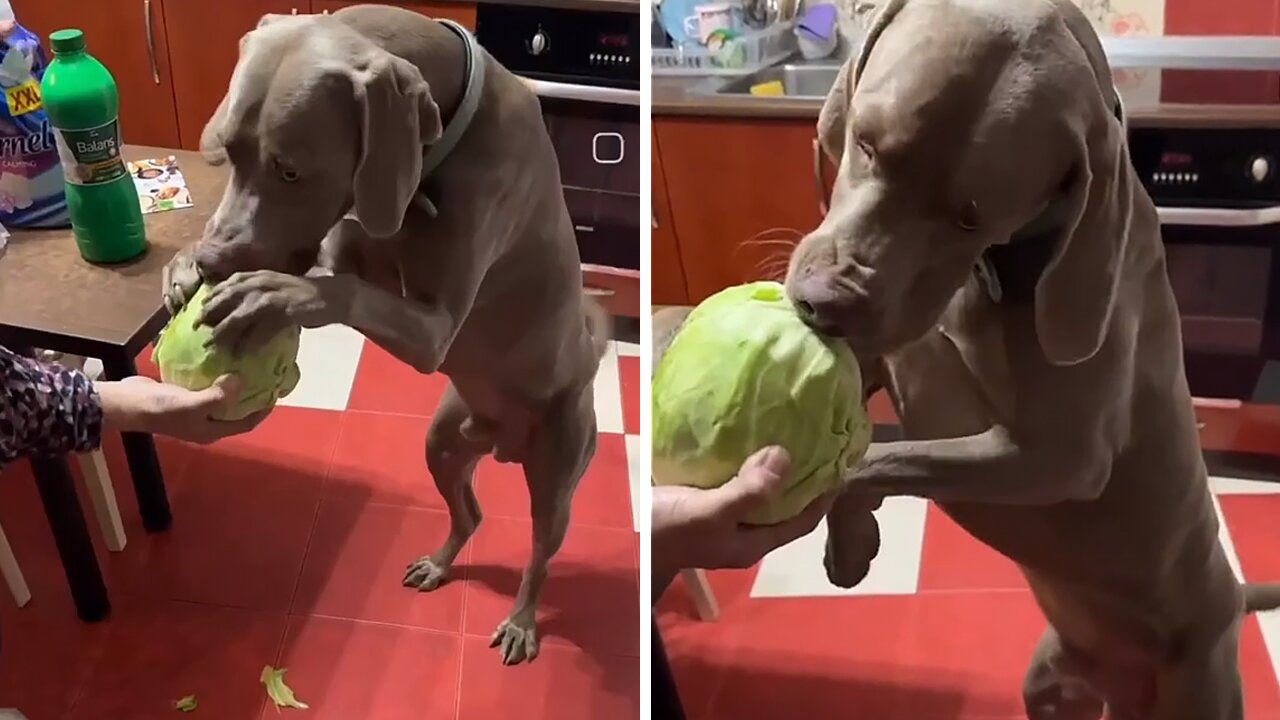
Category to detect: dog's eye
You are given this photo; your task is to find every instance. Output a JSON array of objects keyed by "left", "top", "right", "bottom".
[
  {"left": 854, "top": 137, "right": 875, "bottom": 160},
  {"left": 276, "top": 162, "right": 299, "bottom": 183},
  {"left": 957, "top": 200, "right": 980, "bottom": 231}
]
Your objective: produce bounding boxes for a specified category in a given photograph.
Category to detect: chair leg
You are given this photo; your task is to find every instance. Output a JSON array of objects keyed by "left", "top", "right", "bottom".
[
  {"left": 62, "top": 354, "right": 128, "bottom": 552},
  {"left": 76, "top": 451, "right": 127, "bottom": 552},
  {"left": 682, "top": 568, "right": 719, "bottom": 621},
  {"left": 0, "top": 521, "right": 31, "bottom": 608}
]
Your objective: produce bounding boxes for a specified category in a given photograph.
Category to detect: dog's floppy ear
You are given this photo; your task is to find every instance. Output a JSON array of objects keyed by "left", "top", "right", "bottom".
[
  {"left": 349, "top": 52, "right": 443, "bottom": 238},
  {"left": 1033, "top": 10, "right": 1134, "bottom": 366},
  {"left": 817, "top": 0, "right": 908, "bottom": 163},
  {"left": 199, "top": 92, "right": 232, "bottom": 166}
]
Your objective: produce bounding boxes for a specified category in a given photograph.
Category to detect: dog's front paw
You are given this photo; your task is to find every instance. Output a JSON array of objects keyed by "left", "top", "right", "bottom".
[
  {"left": 490, "top": 614, "right": 539, "bottom": 665},
  {"left": 823, "top": 509, "right": 881, "bottom": 589},
  {"left": 403, "top": 555, "right": 450, "bottom": 592}
]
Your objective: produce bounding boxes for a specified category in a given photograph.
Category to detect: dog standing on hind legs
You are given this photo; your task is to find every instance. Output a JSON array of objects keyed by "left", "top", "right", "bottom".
[
  {"left": 160, "top": 5, "right": 609, "bottom": 665},
  {"left": 787, "top": 0, "right": 1280, "bottom": 716}
]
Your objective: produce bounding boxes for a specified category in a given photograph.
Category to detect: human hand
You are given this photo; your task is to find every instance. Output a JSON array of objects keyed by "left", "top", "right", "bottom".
[
  {"left": 198, "top": 271, "right": 328, "bottom": 355},
  {"left": 96, "top": 374, "right": 265, "bottom": 443},
  {"left": 651, "top": 446, "right": 834, "bottom": 597}
]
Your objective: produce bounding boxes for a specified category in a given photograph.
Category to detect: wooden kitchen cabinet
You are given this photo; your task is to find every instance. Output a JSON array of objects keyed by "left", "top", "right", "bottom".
[
  {"left": 312, "top": 0, "right": 477, "bottom": 29},
  {"left": 654, "top": 116, "right": 828, "bottom": 303},
  {"left": 13, "top": 0, "right": 181, "bottom": 148},
  {"left": 651, "top": 128, "right": 690, "bottom": 306},
  {"left": 161, "top": 0, "right": 302, "bottom": 150}
]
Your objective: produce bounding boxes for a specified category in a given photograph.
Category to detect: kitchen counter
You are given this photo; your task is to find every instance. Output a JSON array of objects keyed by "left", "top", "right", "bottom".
[
  {"left": 653, "top": 76, "right": 826, "bottom": 118},
  {"left": 654, "top": 63, "right": 1280, "bottom": 128}
]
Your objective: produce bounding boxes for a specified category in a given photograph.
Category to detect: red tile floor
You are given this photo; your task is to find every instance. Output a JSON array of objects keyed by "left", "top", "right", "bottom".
[
  {"left": 0, "top": 333, "right": 641, "bottom": 720},
  {"left": 657, "top": 396, "right": 1280, "bottom": 720}
]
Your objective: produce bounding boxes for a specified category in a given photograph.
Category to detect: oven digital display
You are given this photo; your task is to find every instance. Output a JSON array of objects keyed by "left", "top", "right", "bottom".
[
  {"left": 1161, "top": 151, "right": 1194, "bottom": 167},
  {"left": 598, "top": 32, "right": 630, "bottom": 49}
]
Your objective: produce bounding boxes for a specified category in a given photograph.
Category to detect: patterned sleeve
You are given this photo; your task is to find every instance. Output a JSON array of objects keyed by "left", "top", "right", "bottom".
[{"left": 0, "top": 345, "right": 104, "bottom": 467}]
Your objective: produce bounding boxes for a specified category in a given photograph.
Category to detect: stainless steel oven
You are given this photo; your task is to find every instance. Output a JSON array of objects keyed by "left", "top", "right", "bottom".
[
  {"left": 476, "top": 4, "right": 641, "bottom": 317},
  {"left": 1115, "top": 37, "right": 1280, "bottom": 405}
]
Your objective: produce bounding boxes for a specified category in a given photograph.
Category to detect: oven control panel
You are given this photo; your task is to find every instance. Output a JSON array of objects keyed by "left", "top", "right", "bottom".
[
  {"left": 475, "top": 4, "right": 640, "bottom": 90},
  {"left": 1130, "top": 127, "right": 1280, "bottom": 208}
]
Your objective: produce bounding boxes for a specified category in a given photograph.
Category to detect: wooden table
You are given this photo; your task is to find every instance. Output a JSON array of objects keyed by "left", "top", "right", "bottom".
[{"left": 0, "top": 146, "right": 227, "bottom": 621}]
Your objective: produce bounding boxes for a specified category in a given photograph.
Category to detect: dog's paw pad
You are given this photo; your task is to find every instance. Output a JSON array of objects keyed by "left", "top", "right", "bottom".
[
  {"left": 402, "top": 555, "right": 449, "bottom": 592},
  {"left": 490, "top": 617, "right": 539, "bottom": 665}
]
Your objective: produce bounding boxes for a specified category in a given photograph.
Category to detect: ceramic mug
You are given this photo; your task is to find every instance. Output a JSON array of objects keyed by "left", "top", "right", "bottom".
[{"left": 683, "top": 3, "right": 743, "bottom": 44}]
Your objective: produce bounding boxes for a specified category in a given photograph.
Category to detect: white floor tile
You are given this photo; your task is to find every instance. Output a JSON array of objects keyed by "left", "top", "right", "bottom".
[
  {"left": 1211, "top": 476, "right": 1280, "bottom": 495},
  {"left": 751, "top": 496, "right": 929, "bottom": 598},
  {"left": 277, "top": 324, "right": 365, "bottom": 411},
  {"left": 594, "top": 342, "right": 624, "bottom": 434},
  {"left": 1211, "top": 494, "right": 1245, "bottom": 583},
  {"left": 625, "top": 434, "right": 646, "bottom": 533}
]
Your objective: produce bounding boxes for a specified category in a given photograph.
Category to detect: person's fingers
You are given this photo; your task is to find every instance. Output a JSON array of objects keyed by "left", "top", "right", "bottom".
[
  {"left": 707, "top": 446, "right": 792, "bottom": 520},
  {"left": 732, "top": 491, "right": 836, "bottom": 565},
  {"left": 198, "top": 374, "right": 244, "bottom": 409},
  {"left": 196, "top": 407, "right": 268, "bottom": 443},
  {"left": 757, "top": 491, "right": 835, "bottom": 545}
]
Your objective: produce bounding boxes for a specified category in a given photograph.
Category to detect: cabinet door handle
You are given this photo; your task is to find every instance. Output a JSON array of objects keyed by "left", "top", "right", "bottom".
[
  {"left": 652, "top": 212, "right": 658, "bottom": 230},
  {"left": 143, "top": 0, "right": 160, "bottom": 85},
  {"left": 812, "top": 137, "right": 829, "bottom": 217}
]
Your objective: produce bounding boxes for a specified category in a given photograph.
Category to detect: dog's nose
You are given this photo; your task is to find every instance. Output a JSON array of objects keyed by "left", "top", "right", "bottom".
[{"left": 789, "top": 272, "right": 870, "bottom": 338}]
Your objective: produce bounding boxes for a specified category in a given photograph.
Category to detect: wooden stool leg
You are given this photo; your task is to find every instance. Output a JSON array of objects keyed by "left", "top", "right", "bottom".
[
  {"left": 76, "top": 452, "right": 127, "bottom": 552},
  {"left": 0, "top": 521, "right": 30, "bottom": 608},
  {"left": 64, "top": 354, "right": 128, "bottom": 552},
  {"left": 682, "top": 568, "right": 719, "bottom": 621}
]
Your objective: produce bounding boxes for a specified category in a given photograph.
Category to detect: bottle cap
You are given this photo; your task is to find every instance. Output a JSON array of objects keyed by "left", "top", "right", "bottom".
[{"left": 49, "top": 29, "right": 85, "bottom": 54}]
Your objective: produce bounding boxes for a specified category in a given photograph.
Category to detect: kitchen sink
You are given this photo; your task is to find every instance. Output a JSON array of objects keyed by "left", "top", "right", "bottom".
[{"left": 713, "top": 62, "right": 842, "bottom": 99}]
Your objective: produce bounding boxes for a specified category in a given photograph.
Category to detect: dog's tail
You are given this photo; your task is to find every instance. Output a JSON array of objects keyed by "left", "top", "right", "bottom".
[
  {"left": 582, "top": 293, "right": 612, "bottom": 364},
  {"left": 1243, "top": 583, "right": 1280, "bottom": 613}
]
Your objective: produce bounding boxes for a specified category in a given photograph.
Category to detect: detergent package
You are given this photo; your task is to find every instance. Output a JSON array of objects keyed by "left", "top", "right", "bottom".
[{"left": 0, "top": 4, "right": 68, "bottom": 229}]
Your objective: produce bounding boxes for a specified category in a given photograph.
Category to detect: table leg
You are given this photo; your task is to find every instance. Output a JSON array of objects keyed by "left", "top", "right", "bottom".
[
  {"left": 30, "top": 455, "right": 110, "bottom": 622},
  {"left": 101, "top": 351, "right": 172, "bottom": 533}
]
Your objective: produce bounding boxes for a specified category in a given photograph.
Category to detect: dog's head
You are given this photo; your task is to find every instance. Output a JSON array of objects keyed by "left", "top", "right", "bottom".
[
  {"left": 786, "top": 0, "right": 1134, "bottom": 366},
  {"left": 194, "top": 13, "right": 443, "bottom": 282}
]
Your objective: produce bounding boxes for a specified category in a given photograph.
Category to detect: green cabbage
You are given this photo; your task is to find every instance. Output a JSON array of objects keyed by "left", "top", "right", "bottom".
[
  {"left": 151, "top": 284, "right": 301, "bottom": 421},
  {"left": 652, "top": 281, "right": 872, "bottom": 526}
]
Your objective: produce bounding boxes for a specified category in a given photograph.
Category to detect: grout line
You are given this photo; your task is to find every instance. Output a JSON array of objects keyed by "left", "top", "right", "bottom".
[
  {"left": 276, "top": 611, "right": 641, "bottom": 659},
  {"left": 453, "top": 621, "right": 467, "bottom": 720}
]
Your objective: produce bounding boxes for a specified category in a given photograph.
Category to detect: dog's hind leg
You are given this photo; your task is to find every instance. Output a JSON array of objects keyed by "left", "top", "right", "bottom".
[
  {"left": 490, "top": 383, "right": 597, "bottom": 665},
  {"left": 404, "top": 383, "right": 488, "bottom": 592},
  {"left": 1148, "top": 620, "right": 1244, "bottom": 720},
  {"left": 1024, "top": 627, "right": 1105, "bottom": 720}
]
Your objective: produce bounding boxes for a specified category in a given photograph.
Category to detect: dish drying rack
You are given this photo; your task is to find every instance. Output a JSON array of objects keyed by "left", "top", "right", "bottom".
[{"left": 652, "top": 21, "right": 798, "bottom": 76}]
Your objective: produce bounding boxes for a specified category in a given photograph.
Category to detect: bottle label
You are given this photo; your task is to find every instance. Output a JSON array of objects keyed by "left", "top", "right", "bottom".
[{"left": 53, "top": 119, "right": 127, "bottom": 186}]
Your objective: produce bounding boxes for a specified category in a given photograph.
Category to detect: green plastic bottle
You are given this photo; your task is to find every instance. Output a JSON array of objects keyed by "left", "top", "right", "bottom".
[{"left": 39, "top": 28, "right": 145, "bottom": 263}]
